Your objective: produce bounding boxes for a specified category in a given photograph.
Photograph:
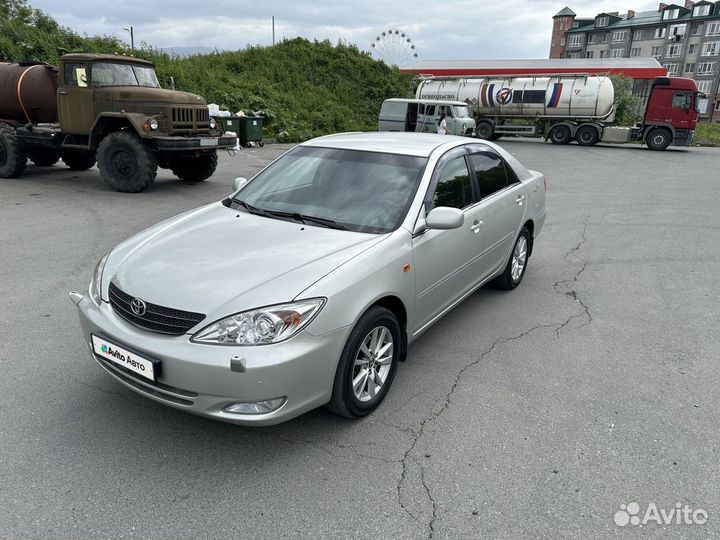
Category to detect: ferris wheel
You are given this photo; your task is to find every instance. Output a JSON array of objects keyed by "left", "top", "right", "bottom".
[{"left": 370, "top": 29, "right": 418, "bottom": 68}]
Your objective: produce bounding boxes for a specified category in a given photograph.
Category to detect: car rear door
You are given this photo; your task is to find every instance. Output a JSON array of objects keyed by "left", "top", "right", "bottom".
[
  {"left": 411, "top": 148, "right": 486, "bottom": 332},
  {"left": 466, "top": 145, "right": 527, "bottom": 275}
]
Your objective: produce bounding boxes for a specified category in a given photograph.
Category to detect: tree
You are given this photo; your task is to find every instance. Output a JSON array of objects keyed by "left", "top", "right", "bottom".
[{"left": 0, "top": 0, "right": 32, "bottom": 22}]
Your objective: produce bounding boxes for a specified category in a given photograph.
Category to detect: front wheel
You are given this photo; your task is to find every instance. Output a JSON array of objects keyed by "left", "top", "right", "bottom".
[
  {"left": 493, "top": 227, "right": 530, "bottom": 290},
  {"left": 170, "top": 151, "right": 218, "bottom": 182},
  {"left": 97, "top": 131, "right": 157, "bottom": 193},
  {"left": 645, "top": 128, "right": 672, "bottom": 151},
  {"left": 326, "top": 306, "right": 401, "bottom": 419}
]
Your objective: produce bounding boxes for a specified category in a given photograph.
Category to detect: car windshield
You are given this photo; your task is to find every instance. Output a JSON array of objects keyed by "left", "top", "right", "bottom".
[
  {"left": 235, "top": 146, "right": 427, "bottom": 234},
  {"left": 453, "top": 105, "right": 470, "bottom": 118},
  {"left": 91, "top": 62, "right": 161, "bottom": 88}
]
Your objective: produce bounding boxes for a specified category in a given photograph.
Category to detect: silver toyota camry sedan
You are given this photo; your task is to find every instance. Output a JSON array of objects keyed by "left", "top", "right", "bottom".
[{"left": 70, "top": 132, "right": 546, "bottom": 426}]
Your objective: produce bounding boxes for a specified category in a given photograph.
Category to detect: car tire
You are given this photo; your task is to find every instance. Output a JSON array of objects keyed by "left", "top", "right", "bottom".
[
  {"left": 29, "top": 148, "right": 61, "bottom": 167},
  {"left": 493, "top": 227, "right": 531, "bottom": 290},
  {"left": 645, "top": 128, "right": 672, "bottom": 151},
  {"left": 475, "top": 121, "right": 494, "bottom": 140},
  {"left": 170, "top": 151, "right": 218, "bottom": 182},
  {"left": 326, "top": 306, "right": 401, "bottom": 419},
  {"left": 97, "top": 131, "right": 157, "bottom": 192},
  {"left": 548, "top": 125, "right": 571, "bottom": 145},
  {"left": 61, "top": 149, "right": 96, "bottom": 170},
  {"left": 575, "top": 125, "right": 599, "bottom": 146},
  {"left": 0, "top": 123, "right": 27, "bottom": 178}
]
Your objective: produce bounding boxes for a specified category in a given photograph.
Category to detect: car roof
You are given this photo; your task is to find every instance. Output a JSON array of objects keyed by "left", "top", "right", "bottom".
[
  {"left": 301, "top": 132, "right": 468, "bottom": 158},
  {"left": 384, "top": 98, "right": 469, "bottom": 106}
]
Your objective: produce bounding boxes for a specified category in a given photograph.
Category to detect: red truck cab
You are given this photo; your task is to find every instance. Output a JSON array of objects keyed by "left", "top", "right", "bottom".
[{"left": 640, "top": 77, "right": 700, "bottom": 149}]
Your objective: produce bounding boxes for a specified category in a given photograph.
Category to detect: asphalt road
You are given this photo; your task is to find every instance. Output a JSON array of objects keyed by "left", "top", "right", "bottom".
[{"left": 1, "top": 139, "right": 719, "bottom": 539}]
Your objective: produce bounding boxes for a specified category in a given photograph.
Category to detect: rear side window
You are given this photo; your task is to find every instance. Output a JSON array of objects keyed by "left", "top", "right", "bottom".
[
  {"left": 382, "top": 101, "right": 407, "bottom": 116},
  {"left": 429, "top": 156, "right": 473, "bottom": 210},
  {"left": 470, "top": 152, "right": 512, "bottom": 198},
  {"left": 64, "top": 63, "right": 87, "bottom": 87},
  {"left": 425, "top": 105, "right": 436, "bottom": 116}
]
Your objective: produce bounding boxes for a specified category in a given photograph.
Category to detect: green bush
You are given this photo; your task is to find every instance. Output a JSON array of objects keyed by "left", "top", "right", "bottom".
[
  {"left": 609, "top": 74, "right": 643, "bottom": 126},
  {"left": 696, "top": 123, "right": 720, "bottom": 145}
]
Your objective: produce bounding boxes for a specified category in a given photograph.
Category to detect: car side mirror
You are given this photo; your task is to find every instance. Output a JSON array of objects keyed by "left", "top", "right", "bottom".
[
  {"left": 425, "top": 207, "right": 464, "bottom": 230},
  {"left": 233, "top": 177, "right": 248, "bottom": 191}
]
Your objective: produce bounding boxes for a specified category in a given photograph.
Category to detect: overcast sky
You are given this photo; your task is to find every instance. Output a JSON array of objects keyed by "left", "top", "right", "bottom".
[{"left": 31, "top": 0, "right": 664, "bottom": 63}]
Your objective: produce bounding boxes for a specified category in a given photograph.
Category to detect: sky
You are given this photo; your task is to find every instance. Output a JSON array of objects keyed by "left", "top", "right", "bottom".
[{"left": 31, "top": 0, "right": 665, "bottom": 64}]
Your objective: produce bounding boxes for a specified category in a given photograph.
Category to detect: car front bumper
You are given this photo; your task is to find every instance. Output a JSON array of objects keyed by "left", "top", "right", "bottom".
[{"left": 72, "top": 292, "right": 350, "bottom": 426}]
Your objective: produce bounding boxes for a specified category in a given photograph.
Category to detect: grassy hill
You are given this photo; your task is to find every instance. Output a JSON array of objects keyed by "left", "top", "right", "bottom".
[{"left": 0, "top": 0, "right": 414, "bottom": 141}]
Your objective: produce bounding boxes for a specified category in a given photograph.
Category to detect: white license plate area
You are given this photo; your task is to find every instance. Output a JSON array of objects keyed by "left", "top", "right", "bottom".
[
  {"left": 91, "top": 334, "right": 157, "bottom": 382},
  {"left": 200, "top": 138, "right": 218, "bottom": 147}
]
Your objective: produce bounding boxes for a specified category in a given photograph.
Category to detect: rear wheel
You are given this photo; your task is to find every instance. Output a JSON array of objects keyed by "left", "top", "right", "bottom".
[
  {"left": 61, "top": 149, "right": 96, "bottom": 170},
  {"left": 575, "top": 125, "right": 600, "bottom": 146},
  {"left": 326, "top": 306, "right": 401, "bottom": 419},
  {"left": 475, "top": 121, "right": 494, "bottom": 140},
  {"left": 0, "top": 124, "right": 27, "bottom": 178},
  {"left": 548, "top": 125, "right": 571, "bottom": 145},
  {"left": 645, "top": 128, "right": 672, "bottom": 151},
  {"left": 494, "top": 227, "right": 530, "bottom": 290},
  {"left": 97, "top": 131, "right": 157, "bottom": 193},
  {"left": 29, "top": 147, "right": 61, "bottom": 167},
  {"left": 170, "top": 151, "right": 218, "bottom": 182}
]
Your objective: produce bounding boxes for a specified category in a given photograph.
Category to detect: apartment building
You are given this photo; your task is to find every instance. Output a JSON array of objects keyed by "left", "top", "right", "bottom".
[{"left": 550, "top": 2, "right": 720, "bottom": 121}]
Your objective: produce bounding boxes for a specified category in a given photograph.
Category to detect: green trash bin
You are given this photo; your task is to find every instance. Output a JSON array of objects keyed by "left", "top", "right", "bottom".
[
  {"left": 238, "top": 116, "right": 264, "bottom": 147},
  {"left": 215, "top": 116, "right": 242, "bottom": 139}
]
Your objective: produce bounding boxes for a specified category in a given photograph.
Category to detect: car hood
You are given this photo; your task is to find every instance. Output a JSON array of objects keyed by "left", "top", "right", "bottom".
[{"left": 104, "top": 202, "right": 385, "bottom": 324}]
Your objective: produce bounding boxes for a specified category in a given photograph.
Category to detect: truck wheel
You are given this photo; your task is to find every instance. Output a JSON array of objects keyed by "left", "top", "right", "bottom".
[
  {"left": 548, "top": 125, "right": 571, "bottom": 145},
  {"left": 29, "top": 148, "right": 61, "bottom": 167},
  {"left": 475, "top": 121, "right": 494, "bottom": 140},
  {"left": 0, "top": 124, "right": 27, "bottom": 178},
  {"left": 645, "top": 128, "right": 672, "bottom": 151},
  {"left": 97, "top": 131, "right": 157, "bottom": 193},
  {"left": 62, "top": 150, "right": 97, "bottom": 170},
  {"left": 170, "top": 151, "right": 218, "bottom": 182},
  {"left": 575, "top": 125, "right": 599, "bottom": 146}
]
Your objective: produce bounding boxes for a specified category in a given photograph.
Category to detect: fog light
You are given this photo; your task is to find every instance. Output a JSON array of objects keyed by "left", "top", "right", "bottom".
[{"left": 223, "top": 397, "right": 286, "bottom": 415}]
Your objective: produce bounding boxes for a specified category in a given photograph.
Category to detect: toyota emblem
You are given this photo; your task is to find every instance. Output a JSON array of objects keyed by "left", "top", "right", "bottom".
[{"left": 130, "top": 298, "right": 147, "bottom": 316}]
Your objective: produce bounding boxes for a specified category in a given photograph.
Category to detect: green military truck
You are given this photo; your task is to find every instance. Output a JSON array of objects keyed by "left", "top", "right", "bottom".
[{"left": 0, "top": 53, "right": 235, "bottom": 192}]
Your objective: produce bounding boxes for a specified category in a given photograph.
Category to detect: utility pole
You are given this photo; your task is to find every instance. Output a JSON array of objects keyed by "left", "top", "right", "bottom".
[
  {"left": 123, "top": 26, "right": 135, "bottom": 52},
  {"left": 272, "top": 16, "right": 275, "bottom": 46}
]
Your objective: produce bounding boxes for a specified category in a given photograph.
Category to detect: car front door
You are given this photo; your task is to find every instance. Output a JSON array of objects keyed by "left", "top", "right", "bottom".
[
  {"left": 58, "top": 61, "right": 94, "bottom": 135},
  {"left": 411, "top": 148, "right": 486, "bottom": 333},
  {"left": 467, "top": 146, "right": 527, "bottom": 275}
]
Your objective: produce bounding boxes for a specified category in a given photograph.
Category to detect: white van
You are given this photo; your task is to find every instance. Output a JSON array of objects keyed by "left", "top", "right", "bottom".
[{"left": 378, "top": 98, "right": 476, "bottom": 136}]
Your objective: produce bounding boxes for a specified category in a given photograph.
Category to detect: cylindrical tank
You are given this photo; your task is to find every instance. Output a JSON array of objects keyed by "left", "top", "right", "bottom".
[
  {"left": 0, "top": 62, "right": 58, "bottom": 124},
  {"left": 416, "top": 75, "right": 615, "bottom": 119}
]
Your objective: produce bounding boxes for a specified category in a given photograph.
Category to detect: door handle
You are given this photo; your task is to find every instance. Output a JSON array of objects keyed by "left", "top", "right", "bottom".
[
  {"left": 515, "top": 195, "right": 525, "bottom": 206},
  {"left": 59, "top": 90, "right": 68, "bottom": 95},
  {"left": 470, "top": 220, "right": 483, "bottom": 233}
]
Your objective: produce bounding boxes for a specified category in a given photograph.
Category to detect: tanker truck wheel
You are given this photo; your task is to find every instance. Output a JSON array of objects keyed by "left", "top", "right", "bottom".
[
  {"left": 0, "top": 124, "right": 27, "bottom": 178},
  {"left": 475, "top": 121, "right": 494, "bottom": 140},
  {"left": 645, "top": 128, "right": 672, "bottom": 151},
  {"left": 575, "top": 125, "right": 600, "bottom": 146},
  {"left": 62, "top": 150, "right": 96, "bottom": 170},
  {"left": 29, "top": 148, "right": 61, "bottom": 167},
  {"left": 548, "top": 125, "right": 571, "bottom": 145},
  {"left": 170, "top": 151, "right": 218, "bottom": 182},
  {"left": 97, "top": 131, "right": 157, "bottom": 193}
]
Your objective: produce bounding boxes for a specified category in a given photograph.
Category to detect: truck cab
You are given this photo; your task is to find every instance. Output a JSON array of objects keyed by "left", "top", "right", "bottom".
[
  {"left": 378, "top": 98, "right": 475, "bottom": 136},
  {"left": 640, "top": 77, "right": 700, "bottom": 148}
]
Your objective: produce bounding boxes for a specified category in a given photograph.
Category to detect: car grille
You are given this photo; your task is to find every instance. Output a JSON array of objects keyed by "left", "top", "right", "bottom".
[
  {"left": 108, "top": 282, "right": 206, "bottom": 335},
  {"left": 170, "top": 106, "right": 210, "bottom": 133}
]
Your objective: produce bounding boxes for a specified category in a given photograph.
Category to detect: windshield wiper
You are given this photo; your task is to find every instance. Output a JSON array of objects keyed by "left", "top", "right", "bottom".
[
  {"left": 291, "top": 213, "right": 348, "bottom": 230},
  {"left": 233, "top": 199, "right": 267, "bottom": 216},
  {"left": 232, "top": 200, "right": 348, "bottom": 230}
]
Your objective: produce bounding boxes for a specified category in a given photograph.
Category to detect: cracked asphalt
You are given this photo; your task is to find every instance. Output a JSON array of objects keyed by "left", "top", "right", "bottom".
[{"left": 1, "top": 139, "right": 719, "bottom": 539}]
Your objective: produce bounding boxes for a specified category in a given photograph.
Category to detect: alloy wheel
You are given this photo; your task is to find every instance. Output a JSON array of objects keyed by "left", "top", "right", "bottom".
[
  {"left": 511, "top": 235, "right": 528, "bottom": 282},
  {"left": 352, "top": 326, "right": 394, "bottom": 403}
]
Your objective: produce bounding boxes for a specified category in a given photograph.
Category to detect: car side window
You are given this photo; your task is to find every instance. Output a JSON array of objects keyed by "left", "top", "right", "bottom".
[
  {"left": 428, "top": 156, "right": 473, "bottom": 211},
  {"left": 469, "top": 151, "right": 511, "bottom": 198},
  {"left": 64, "top": 63, "right": 87, "bottom": 87}
]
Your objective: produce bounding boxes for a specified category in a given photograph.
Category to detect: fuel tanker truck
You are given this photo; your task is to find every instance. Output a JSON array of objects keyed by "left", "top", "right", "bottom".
[
  {"left": 415, "top": 74, "right": 701, "bottom": 151},
  {"left": 0, "top": 54, "right": 236, "bottom": 192}
]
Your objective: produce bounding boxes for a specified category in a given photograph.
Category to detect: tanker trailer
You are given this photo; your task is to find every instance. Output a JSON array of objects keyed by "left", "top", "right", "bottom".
[
  {"left": 415, "top": 75, "right": 700, "bottom": 150},
  {"left": 0, "top": 54, "right": 236, "bottom": 192}
]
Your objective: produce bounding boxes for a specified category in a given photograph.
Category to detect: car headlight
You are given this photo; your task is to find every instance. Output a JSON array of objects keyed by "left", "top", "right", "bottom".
[
  {"left": 209, "top": 117, "right": 217, "bottom": 129},
  {"left": 191, "top": 298, "right": 325, "bottom": 345},
  {"left": 89, "top": 254, "right": 109, "bottom": 306},
  {"left": 147, "top": 118, "right": 159, "bottom": 130}
]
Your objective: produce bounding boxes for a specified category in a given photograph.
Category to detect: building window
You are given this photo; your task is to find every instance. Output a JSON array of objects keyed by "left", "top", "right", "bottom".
[
  {"left": 663, "top": 63, "right": 679, "bottom": 75},
  {"left": 654, "top": 27, "right": 667, "bottom": 38},
  {"left": 587, "top": 34, "right": 596, "bottom": 44},
  {"left": 612, "top": 30, "right": 627, "bottom": 42},
  {"left": 692, "top": 24, "right": 703, "bottom": 35},
  {"left": 586, "top": 51, "right": 594, "bottom": 58},
  {"left": 697, "top": 62, "right": 716, "bottom": 74},
  {"left": 689, "top": 43, "right": 696, "bottom": 54},
  {"left": 685, "top": 62, "right": 695, "bottom": 72},
  {"left": 716, "top": 100, "right": 720, "bottom": 111},
  {"left": 573, "top": 21, "right": 579, "bottom": 28},
  {"left": 669, "top": 23, "right": 687, "bottom": 37},
  {"left": 630, "top": 47, "right": 642, "bottom": 57},
  {"left": 633, "top": 30, "right": 644, "bottom": 40},
  {"left": 568, "top": 35, "right": 583, "bottom": 47},
  {"left": 602, "top": 33, "right": 608, "bottom": 42},
  {"left": 600, "top": 50, "right": 608, "bottom": 58},
  {"left": 663, "top": 8, "right": 680, "bottom": 20},
  {"left": 651, "top": 46, "right": 664, "bottom": 58},
  {"left": 697, "top": 80, "right": 712, "bottom": 92},
  {"left": 702, "top": 41, "right": 719, "bottom": 56},
  {"left": 666, "top": 44, "right": 683, "bottom": 57},
  {"left": 611, "top": 48, "right": 625, "bottom": 58},
  {"left": 596, "top": 16, "right": 609, "bottom": 27},
  {"left": 693, "top": 4, "right": 711, "bottom": 17},
  {"left": 561, "top": 37, "right": 566, "bottom": 46},
  {"left": 707, "top": 22, "right": 720, "bottom": 36}
]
